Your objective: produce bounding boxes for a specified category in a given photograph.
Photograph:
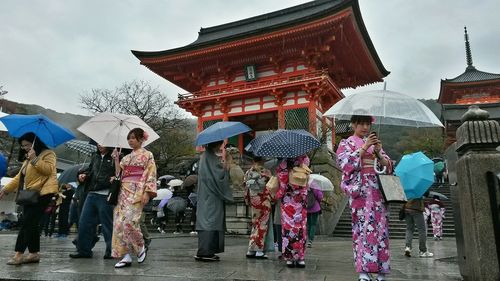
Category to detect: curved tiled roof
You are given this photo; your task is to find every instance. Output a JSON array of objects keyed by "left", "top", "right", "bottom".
[{"left": 444, "top": 66, "right": 500, "bottom": 83}]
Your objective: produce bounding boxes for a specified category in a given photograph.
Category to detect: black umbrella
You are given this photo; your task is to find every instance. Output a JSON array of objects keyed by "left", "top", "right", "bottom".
[
  {"left": 167, "top": 197, "right": 187, "bottom": 213},
  {"left": 58, "top": 163, "right": 89, "bottom": 184}
]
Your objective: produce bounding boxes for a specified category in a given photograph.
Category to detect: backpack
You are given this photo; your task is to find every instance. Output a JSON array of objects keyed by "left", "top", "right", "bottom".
[{"left": 306, "top": 189, "right": 317, "bottom": 209}]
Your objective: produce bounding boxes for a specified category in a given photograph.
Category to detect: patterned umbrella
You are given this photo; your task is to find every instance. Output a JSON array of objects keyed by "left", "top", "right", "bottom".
[
  {"left": 64, "top": 140, "right": 97, "bottom": 156},
  {"left": 249, "top": 129, "right": 320, "bottom": 158}
]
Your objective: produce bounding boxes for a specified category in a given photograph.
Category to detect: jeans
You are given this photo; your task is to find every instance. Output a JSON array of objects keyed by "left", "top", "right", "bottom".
[
  {"left": 405, "top": 211, "right": 427, "bottom": 252},
  {"left": 307, "top": 212, "right": 319, "bottom": 242},
  {"left": 77, "top": 193, "right": 114, "bottom": 256}
]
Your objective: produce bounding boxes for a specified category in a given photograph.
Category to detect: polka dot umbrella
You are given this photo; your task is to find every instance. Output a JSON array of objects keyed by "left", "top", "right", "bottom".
[{"left": 248, "top": 129, "right": 320, "bottom": 158}]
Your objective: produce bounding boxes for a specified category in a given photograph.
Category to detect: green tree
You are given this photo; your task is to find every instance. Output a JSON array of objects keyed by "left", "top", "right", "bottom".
[{"left": 395, "top": 128, "right": 445, "bottom": 158}]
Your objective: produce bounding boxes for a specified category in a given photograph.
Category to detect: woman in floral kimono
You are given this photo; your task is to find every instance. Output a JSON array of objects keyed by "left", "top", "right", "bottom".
[
  {"left": 111, "top": 128, "right": 157, "bottom": 268},
  {"left": 244, "top": 156, "right": 272, "bottom": 259},
  {"left": 428, "top": 196, "right": 445, "bottom": 240},
  {"left": 276, "top": 155, "right": 310, "bottom": 268},
  {"left": 336, "top": 115, "right": 392, "bottom": 281}
]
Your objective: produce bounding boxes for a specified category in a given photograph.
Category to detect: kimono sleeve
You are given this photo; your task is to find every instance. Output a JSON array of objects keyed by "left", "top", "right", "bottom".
[
  {"left": 143, "top": 151, "right": 157, "bottom": 198},
  {"left": 336, "top": 139, "right": 363, "bottom": 197}
]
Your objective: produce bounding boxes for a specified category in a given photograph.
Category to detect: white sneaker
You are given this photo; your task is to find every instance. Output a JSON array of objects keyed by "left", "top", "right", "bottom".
[
  {"left": 157, "top": 227, "right": 162, "bottom": 233},
  {"left": 173, "top": 231, "right": 181, "bottom": 234},
  {"left": 189, "top": 231, "right": 198, "bottom": 236},
  {"left": 404, "top": 246, "right": 411, "bottom": 257},
  {"left": 419, "top": 251, "right": 434, "bottom": 257}
]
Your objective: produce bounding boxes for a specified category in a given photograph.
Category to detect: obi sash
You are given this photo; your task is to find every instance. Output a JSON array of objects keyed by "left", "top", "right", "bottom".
[
  {"left": 121, "top": 165, "right": 145, "bottom": 182},
  {"left": 361, "top": 154, "right": 376, "bottom": 173}
]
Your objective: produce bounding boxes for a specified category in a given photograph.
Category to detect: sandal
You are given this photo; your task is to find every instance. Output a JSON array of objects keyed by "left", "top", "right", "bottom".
[
  {"left": 6, "top": 256, "right": 24, "bottom": 266},
  {"left": 137, "top": 247, "right": 147, "bottom": 263},
  {"left": 286, "top": 261, "right": 295, "bottom": 268},
  {"left": 114, "top": 260, "right": 132, "bottom": 268},
  {"left": 23, "top": 254, "right": 40, "bottom": 264}
]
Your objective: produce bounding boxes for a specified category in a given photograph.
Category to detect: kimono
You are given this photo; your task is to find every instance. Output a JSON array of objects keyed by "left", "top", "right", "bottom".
[
  {"left": 276, "top": 155, "right": 309, "bottom": 262},
  {"left": 336, "top": 135, "right": 392, "bottom": 274},
  {"left": 112, "top": 148, "right": 157, "bottom": 258},
  {"left": 196, "top": 149, "right": 233, "bottom": 257},
  {"left": 428, "top": 199, "right": 445, "bottom": 238},
  {"left": 244, "top": 164, "right": 273, "bottom": 253}
]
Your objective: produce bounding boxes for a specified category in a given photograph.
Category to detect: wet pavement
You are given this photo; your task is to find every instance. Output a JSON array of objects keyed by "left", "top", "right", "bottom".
[{"left": 0, "top": 232, "right": 462, "bottom": 281}]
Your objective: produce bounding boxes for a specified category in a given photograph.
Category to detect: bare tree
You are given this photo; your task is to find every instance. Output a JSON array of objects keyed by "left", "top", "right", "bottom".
[
  {"left": 79, "top": 80, "right": 187, "bottom": 132},
  {"left": 79, "top": 80, "right": 197, "bottom": 172}
]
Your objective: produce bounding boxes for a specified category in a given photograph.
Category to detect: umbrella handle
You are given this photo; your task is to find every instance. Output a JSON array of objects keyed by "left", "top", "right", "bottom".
[{"left": 373, "top": 158, "right": 387, "bottom": 174}]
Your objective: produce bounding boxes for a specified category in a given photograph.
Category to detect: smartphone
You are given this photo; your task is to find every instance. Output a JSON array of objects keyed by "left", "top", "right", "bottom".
[{"left": 370, "top": 131, "right": 377, "bottom": 137}]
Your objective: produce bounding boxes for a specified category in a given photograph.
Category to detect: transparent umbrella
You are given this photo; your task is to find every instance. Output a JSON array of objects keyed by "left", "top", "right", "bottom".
[{"left": 324, "top": 90, "right": 443, "bottom": 128}]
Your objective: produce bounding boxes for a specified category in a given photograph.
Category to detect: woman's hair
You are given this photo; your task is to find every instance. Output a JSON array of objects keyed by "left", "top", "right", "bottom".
[
  {"left": 127, "top": 128, "right": 145, "bottom": 141},
  {"left": 350, "top": 114, "right": 372, "bottom": 124},
  {"left": 17, "top": 132, "right": 49, "bottom": 162},
  {"left": 205, "top": 141, "right": 223, "bottom": 152}
]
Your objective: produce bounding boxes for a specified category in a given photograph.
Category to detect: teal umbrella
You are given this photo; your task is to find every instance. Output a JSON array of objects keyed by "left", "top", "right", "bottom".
[{"left": 395, "top": 151, "right": 434, "bottom": 199}]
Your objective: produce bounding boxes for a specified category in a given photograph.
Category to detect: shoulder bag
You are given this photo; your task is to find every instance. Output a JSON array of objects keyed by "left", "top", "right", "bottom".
[{"left": 15, "top": 167, "right": 41, "bottom": 206}]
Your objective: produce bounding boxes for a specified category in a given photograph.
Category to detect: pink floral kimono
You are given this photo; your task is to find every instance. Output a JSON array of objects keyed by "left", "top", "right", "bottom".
[
  {"left": 428, "top": 198, "right": 445, "bottom": 238},
  {"left": 276, "top": 155, "right": 310, "bottom": 262},
  {"left": 112, "top": 148, "right": 157, "bottom": 258},
  {"left": 336, "top": 135, "right": 392, "bottom": 274}
]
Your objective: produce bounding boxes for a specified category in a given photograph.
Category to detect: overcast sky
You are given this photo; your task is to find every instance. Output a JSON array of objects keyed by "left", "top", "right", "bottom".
[{"left": 1, "top": 0, "right": 499, "bottom": 116}]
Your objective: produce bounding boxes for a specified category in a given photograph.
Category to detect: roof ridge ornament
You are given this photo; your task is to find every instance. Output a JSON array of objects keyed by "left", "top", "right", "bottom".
[{"left": 464, "top": 26, "right": 476, "bottom": 71}]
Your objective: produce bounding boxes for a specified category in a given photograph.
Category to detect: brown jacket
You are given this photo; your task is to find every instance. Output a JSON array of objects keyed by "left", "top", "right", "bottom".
[
  {"left": 404, "top": 198, "right": 425, "bottom": 212},
  {"left": 4, "top": 150, "right": 59, "bottom": 196}
]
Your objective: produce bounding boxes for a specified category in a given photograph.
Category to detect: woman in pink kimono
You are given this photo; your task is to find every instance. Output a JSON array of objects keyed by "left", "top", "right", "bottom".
[
  {"left": 428, "top": 196, "right": 445, "bottom": 240},
  {"left": 111, "top": 128, "right": 157, "bottom": 268},
  {"left": 276, "top": 155, "right": 310, "bottom": 268},
  {"left": 336, "top": 115, "right": 392, "bottom": 281}
]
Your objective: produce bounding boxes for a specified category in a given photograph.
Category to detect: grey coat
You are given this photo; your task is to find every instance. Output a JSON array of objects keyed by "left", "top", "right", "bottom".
[{"left": 196, "top": 150, "right": 233, "bottom": 231}]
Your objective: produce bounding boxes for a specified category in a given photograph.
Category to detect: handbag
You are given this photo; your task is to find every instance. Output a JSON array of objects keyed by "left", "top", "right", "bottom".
[
  {"left": 107, "top": 173, "right": 121, "bottom": 205},
  {"left": 376, "top": 174, "right": 407, "bottom": 203},
  {"left": 15, "top": 170, "right": 40, "bottom": 206}
]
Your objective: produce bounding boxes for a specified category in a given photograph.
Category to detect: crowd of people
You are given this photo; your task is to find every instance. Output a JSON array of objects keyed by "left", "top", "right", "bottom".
[{"left": 0, "top": 115, "right": 445, "bottom": 279}]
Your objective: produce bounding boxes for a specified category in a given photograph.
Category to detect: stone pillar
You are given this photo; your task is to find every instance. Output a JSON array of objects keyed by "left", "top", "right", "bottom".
[{"left": 455, "top": 105, "right": 500, "bottom": 281}]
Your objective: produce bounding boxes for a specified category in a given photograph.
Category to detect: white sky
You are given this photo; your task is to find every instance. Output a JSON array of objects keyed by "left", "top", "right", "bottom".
[{"left": 1, "top": 0, "right": 499, "bottom": 116}]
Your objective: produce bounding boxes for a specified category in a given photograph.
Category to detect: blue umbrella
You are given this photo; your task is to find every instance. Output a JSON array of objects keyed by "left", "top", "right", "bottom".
[
  {"left": 395, "top": 151, "right": 434, "bottom": 199},
  {"left": 249, "top": 129, "right": 320, "bottom": 158},
  {"left": 0, "top": 114, "right": 75, "bottom": 148},
  {"left": 0, "top": 153, "right": 7, "bottom": 179},
  {"left": 195, "top": 121, "right": 251, "bottom": 146}
]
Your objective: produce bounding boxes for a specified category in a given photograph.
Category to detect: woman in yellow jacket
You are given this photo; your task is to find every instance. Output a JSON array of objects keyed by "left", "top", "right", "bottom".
[{"left": 0, "top": 132, "right": 58, "bottom": 265}]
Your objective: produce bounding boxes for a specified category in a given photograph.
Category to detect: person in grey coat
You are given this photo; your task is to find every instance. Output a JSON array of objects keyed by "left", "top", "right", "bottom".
[{"left": 194, "top": 141, "right": 234, "bottom": 261}]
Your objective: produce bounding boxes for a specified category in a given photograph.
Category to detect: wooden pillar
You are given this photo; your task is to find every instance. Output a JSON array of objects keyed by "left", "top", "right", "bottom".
[
  {"left": 273, "top": 90, "right": 285, "bottom": 129},
  {"left": 308, "top": 101, "right": 317, "bottom": 136}
]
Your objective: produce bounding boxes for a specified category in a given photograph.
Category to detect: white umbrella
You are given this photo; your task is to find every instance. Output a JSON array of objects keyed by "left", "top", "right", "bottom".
[
  {"left": 154, "top": 188, "right": 173, "bottom": 201},
  {"left": 308, "top": 174, "right": 334, "bottom": 191},
  {"left": 167, "top": 179, "right": 183, "bottom": 187},
  {"left": 0, "top": 112, "right": 9, "bottom": 131},
  {"left": 324, "top": 90, "right": 443, "bottom": 127},
  {"left": 77, "top": 112, "right": 159, "bottom": 148}
]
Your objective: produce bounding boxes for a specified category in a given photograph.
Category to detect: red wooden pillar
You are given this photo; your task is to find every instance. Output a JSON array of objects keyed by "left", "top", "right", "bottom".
[
  {"left": 308, "top": 101, "right": 317, "bottom": 136},
  {"left": 274, "top": 90, "right": 285, "bottom": 129}
]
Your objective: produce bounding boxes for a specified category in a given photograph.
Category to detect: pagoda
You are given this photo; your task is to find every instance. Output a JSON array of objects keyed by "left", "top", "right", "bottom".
[
  {"left": 438, "top": 27, "right": 500, "bottom": 147},
  {"left": 132, "top": 0, "right": 389, "bottom": 152}
]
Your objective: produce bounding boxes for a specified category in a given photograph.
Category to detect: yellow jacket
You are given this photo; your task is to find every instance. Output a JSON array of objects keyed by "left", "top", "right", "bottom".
[{"left": 3, "top": 150, "right": 59, "bottom": 196}]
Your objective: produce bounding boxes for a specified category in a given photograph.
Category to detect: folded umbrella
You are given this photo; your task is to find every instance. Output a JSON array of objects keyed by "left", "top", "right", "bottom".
[
  {"left": 249, "top": 129, "right": 320, "bottom": 158},
  {"left": 195, "top": 121, "right": 251, "bottom": 146},
  {"left": 395, "top": 151, "right": 434, "bottom": 199},
  {"left": 77, "top": 112, "right": 159, "bottom": 148},
  {"left": 0, "top": 114, "right": 75, "bottom": 148}
]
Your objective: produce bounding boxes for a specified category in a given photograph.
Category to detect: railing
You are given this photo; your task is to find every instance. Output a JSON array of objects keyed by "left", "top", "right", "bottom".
[{"left": 177, "top": 70, "right": 331, "bottom": 101}]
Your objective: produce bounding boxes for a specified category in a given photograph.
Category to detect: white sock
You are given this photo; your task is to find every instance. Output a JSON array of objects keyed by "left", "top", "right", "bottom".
[
  {"left": 121, "top": 253, "right": 132, "bottom": 263},
  {"left": 359, "top": 272, "right": 370, "bottom": 280},
  {"left": 377, "top": 273, "right": 386, "bottom": 281},
  {"left": 255, "top": 251, "right": 265, "bottom": 257}
]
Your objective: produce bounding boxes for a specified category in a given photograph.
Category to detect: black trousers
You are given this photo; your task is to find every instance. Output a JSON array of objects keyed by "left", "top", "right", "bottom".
[
  {"left": 15, "top": 194, "right": 52, "bottom": 253},
  {"left": 58, "top": 203, "right": 71, "bottom": 235}
]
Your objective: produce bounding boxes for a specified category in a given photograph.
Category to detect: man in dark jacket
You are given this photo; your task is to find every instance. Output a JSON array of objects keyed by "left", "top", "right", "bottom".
[{"left": 69, "top": 144, "right": 115, "bottom": 259}]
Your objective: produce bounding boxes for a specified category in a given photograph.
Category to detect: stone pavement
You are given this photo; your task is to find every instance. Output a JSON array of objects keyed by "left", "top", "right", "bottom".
[{"left": 0, "top": 232, "right": 462, "bottom": 281}]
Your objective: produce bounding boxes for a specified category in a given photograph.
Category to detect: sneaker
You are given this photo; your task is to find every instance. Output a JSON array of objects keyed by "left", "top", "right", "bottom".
[
  {"left": 189, "top": 231, "right": 198, "bottom": 236},
  {"left": 404, "top": 246, "right": 411, "bottom": 257},
  {"left": 173, "top": 231, "right": 181, "bottom": 234},
  {"left": 419, "top": 251, "right": 434, "bottom": 258}
]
